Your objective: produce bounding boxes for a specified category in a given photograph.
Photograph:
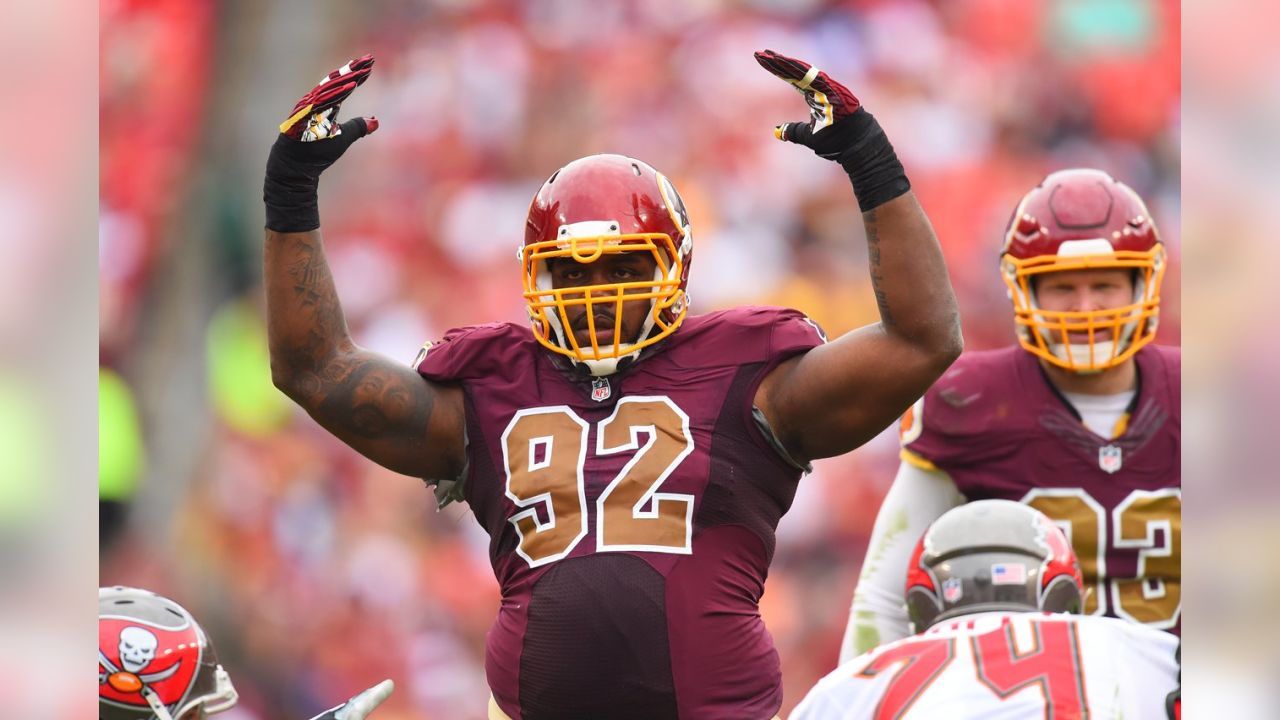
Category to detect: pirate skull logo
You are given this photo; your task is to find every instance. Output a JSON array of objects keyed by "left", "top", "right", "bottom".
[{"left": 118, "top": 626, "right": 158, "bottom": 672}]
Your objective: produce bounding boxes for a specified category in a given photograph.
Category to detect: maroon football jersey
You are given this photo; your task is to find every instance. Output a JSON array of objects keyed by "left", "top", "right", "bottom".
[
  {"left": 415, "top": 306, "right": 825, "bottom": 720},
  {"left": 900, "top": 345, "right": 1180, "bottom": 633}
]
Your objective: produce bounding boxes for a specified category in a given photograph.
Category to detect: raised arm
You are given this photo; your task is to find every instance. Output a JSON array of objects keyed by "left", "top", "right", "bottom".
[
  {"left": 263, "top": 56, "right": 464, "bottom": 480},
  {"left": 753, "top": 50, "right": 963, "bottom": 461}
]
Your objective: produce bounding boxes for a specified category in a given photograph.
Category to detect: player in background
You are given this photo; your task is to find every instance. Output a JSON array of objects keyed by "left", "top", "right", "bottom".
[
  {"left": 99, "top": 586, "right": 393, "bottom": 720},
  {"left": 840, "top": 169, "right": 1180, "bottom": 662},
  {"left": 261, "top": 51, "right": 961, "bottom": 719},
  {"left": 792, "top": 500, "right": 1180, "bottom": 719}
]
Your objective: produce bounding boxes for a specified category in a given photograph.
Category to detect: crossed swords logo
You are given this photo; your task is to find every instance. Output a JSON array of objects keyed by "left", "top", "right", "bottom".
[{"left": 99, "top": 626, "right": 181, "bottom": 697}]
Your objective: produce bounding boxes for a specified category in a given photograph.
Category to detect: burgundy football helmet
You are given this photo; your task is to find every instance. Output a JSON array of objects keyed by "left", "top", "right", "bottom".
[
  {"left": 1001, "top": 168, "right": 1166, "bottom": 372},
  {"left": 905, "top": 500, "right": 1083, "bottom": 633},
  {"left": 99, "top": 586, "right": 238, "bottom": 720},
  {"left": 522, "top": 154, "right": 693, "bottom": 376}
]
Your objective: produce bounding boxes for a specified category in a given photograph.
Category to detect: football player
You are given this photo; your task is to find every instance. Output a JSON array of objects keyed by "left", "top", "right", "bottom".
[
  {"left": 261, "top": 51, "right": 962, "bottom": 719},
  {"left": 840, "top": 168, "right": 1180, "bottom": 662},
  {"left": 99, "top": 586, "right": 393, "bottom": 720},
  {"left": 793, "top": 501, "right": 1180, "bottom": 719}
]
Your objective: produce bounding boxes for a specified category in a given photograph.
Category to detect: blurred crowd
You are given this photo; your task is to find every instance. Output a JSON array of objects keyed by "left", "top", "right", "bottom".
[{"left": 99, "top": 0, "right": 1180, "bottom": 718}]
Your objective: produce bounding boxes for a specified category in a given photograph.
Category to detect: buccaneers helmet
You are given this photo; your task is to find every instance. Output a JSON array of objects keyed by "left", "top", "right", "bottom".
[
  {"left": 1001, "top": 168, "right": 1166, "bottom": 372},
  {"left": 99, "top": 586, "right": 238, "bottom": 720},
  {"left": 905, "top": 500, "right": 1083, "bottom": 633},
  {"left": 522, "top": 154, "right": 693, "bottom": 376}
]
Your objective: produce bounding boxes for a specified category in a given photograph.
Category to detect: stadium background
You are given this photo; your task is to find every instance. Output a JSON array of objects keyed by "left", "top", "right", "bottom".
[{"left": 99, "top": 0, "right": 1180, "bottom": 717}]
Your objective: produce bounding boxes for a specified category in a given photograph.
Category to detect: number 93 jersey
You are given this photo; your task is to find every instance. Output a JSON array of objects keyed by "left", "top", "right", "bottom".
[
  {"left": 414, "top": 307, "right": 825, "bottom": 720},
  {"left": 899, "top": 345, "right": 1180, "bottom": 633},
  {"left": 793, "top": 612, "right": 1180, "bottom": 720}
]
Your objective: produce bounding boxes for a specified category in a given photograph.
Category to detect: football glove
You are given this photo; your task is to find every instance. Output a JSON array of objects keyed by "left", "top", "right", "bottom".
[
  {"left": 306, "top": 679, "right": 394, "bottom": 720},
  {"left": 279, "top": 54, "right": 379, "bottom": 142},
  {"left": 264, "top": 54, "right": 379, "bottom": 233},
  {"left": 754, "top": 49, "right": 909, "bottom": 210},
  {"left": 753, "top": 49, "right": 862, "bottom": 152}
]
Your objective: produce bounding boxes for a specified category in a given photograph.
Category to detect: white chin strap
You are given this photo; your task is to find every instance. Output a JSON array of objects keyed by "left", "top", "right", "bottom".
[
  {"left": 1032, "top": 261, "right": 1147, "bottom": 372},
  {"left": 142, "top": 687, "right": 177, "bottom": 720},
  {"left": 156, "top": 665, "right": 239, "bottom": 720},
  {"left": 1048, "top": 339, "right": 1116, "bottom": 373},
  {"left": 544, "top": 311, "right": 647, "bottom": 377}
]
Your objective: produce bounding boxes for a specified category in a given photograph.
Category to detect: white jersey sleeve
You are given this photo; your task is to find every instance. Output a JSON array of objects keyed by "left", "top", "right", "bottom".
[
  {"left": 796, "top": 613, "right": 1179, "bottom": 720},
  {"left": 838, "top": 460, "right": 965, "bottom": 663}
]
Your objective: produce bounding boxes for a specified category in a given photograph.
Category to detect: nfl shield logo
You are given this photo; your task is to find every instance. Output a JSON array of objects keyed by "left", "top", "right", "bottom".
[
  {"left": 590, "top": 377, "right": 611, "bottom": 403},
  {"left": 1098, "top": 445, "right": 1123, "bottom": 474},
  {"left": 942, "top": 578, "right": 963, "bottom": 603}
]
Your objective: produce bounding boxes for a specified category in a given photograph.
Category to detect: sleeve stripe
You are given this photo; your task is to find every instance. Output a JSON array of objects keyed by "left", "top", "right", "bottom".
[{"left": 900, "top": 447, "right": 938, "bottom": 472}]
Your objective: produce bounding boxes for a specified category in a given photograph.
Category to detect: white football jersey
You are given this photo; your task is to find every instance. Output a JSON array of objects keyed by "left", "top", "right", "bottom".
[{"left": 793, "top": 612, "right": 1178, "bottom": 720}]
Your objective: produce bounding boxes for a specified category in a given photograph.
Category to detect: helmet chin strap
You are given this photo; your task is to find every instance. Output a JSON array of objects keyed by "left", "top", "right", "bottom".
[
  {"left": 1049, "top": 340, "right": 1114, "bottom": 374},
  {"left": 142, "top": 686, "right": 177, "bottom": 720}
]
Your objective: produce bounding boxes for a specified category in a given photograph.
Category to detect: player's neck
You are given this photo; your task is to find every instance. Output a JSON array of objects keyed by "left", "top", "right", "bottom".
[{"left": 1040, "top": 357, "right": 1137, "bottom": 396}]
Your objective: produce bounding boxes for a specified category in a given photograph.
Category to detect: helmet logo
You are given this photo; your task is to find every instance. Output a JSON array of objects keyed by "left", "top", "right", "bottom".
[
  {"left": 119, "top": 626, "right": 158, "bottom": 672},
  {"left": 658, "top": 175, "right": 690, "bottom": 239},
  {"left": 100, "top": 618, "right": 199, "bottom": 711},
  {"left": 1098, "top": 444, "right": 1123, "bottom": 473}
]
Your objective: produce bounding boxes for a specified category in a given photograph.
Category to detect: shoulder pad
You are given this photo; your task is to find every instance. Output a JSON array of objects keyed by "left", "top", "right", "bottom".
[
  {"left": 413, "top": 323, "right": 531, "bottom": 383},
  {"left": 900, "top": 348, "right": 1023, "bottom": 466},
  {"left": 668, "top": 306, "right": 826, "bottom": 368}
]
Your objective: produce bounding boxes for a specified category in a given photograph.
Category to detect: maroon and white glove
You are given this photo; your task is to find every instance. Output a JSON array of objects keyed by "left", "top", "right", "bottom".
[
  {"left": 264, "top": 54, "right": 379, "bottom": 233},
  {"left": 755, "top": 48, "right": 909, "bottom": 210},
  {"left": 753, "top": 49, "right": 862, "bottom": 148},
  {"left": 280, "top": 54, "right": 379, "bottom": 141}
]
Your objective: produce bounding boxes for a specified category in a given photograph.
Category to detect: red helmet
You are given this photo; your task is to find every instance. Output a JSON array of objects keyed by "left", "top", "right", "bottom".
[
  {"left": 1000, "top": 168, "right": 1166, "bottom": 372},
  {"left": 905, "top": 500, "right": 1083, "bottom": 633},
  {"left": 522, "top": 154, "right": 693, "bottom": 376},
  {"left": 99, "top": 586, "right": 238, "bottom": 720}
]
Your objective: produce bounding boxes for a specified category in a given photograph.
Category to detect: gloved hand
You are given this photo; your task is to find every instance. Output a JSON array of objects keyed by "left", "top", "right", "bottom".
[
  {"left": 753, "top": 49, "right": 862, "bottom": 154},
  {"left": 264, "top": 54, "right": 379, "bottom": 233},
  {"left": 279, "top": 54, "right": 378, "bottom": 143},
  {"left": 754, "top": 49, "right": 909, "bottom": 210},
  {"left": 306, "top": 679, "right": 394, "bottom": 720}
]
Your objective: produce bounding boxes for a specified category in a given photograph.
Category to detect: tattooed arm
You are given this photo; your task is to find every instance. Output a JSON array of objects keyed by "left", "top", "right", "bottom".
[
  {"left": 262, "top": 56, "right": 465, "bottom": 481},
  {"left": 265, "top": 228, "right": 466, "bottom": 479},
  {"left": 752, "top": 50, "right": 961, "bottom": 461},
  {"left": 756, "top": 193, "right": 962, "bottom": 461}
]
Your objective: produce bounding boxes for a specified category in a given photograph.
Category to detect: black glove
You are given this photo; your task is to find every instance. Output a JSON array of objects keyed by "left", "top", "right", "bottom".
[
  {"left": 264, "top": 55, "right": 379, "bottom": 233},
  {"left": 306, "top": 679, "right": 394, "bottom": 720},
  {"left": 755, "top": 49, "right": 910, "bottom": 211}
]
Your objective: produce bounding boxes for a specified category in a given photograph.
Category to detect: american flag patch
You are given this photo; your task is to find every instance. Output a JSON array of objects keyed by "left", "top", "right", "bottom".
[{"left": 991, "top": 563, "right": 1027, "bottom": 585}]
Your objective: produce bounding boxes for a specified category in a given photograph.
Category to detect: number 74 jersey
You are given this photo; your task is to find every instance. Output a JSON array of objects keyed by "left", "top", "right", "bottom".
[
  {"left": 793, "top": 612, "right": 1180, "bottom": 720},
  {"left": 414, "top": 307, "right": 826, "bottom": 720}
]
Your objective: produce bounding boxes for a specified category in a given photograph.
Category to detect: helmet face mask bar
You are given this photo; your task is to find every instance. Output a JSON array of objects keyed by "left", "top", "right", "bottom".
[
  {"left": 522, "top": 229, "right": 687, "bottom": 373},
  {"left": 522, "top": 154, "right": 693, "bottom": 376},
  {"left": 1000, "top": 169, "right": 1166, "bottom": 373}
]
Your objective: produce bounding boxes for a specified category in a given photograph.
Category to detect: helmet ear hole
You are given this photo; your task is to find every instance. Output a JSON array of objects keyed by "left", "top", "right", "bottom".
[
  {"left": 905, "top": 586, "right": 943, "bottom": 634},
  {"left": 1040, "top": 575, "right": 1084, "bottom": 615}
]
